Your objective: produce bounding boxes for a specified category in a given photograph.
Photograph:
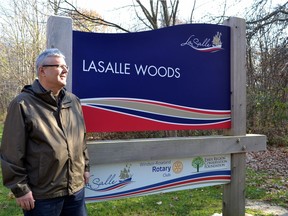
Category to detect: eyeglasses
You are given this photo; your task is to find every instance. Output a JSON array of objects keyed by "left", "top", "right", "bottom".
[{"left": 42, "top": 64, "right": 69, "bottom": 71}]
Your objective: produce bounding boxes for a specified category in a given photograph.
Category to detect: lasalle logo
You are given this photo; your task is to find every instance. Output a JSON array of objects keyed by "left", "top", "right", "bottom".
[
  {"left": 86, "top": 164, "right": 133, "bottom": 192},
  {"left": 180, "top": 32, "right": 223, "bottom": 53}
]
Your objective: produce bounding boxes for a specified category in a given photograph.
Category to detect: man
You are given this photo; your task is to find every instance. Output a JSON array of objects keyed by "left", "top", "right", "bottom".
[{"left": 0, "top": 48, "right": 90, "bottom": 216}]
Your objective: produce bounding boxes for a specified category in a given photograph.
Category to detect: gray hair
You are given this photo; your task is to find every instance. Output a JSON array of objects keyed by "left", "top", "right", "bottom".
[{"left": 36, "top": 48, "right": 65, "bottom": 76}]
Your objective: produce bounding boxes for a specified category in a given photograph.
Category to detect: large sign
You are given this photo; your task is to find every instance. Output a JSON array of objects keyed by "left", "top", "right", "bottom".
[
  {"left": 72, "top": 24, "right": 231, "bottom": 132},
  {"left": 85, "top": 154, "right": 231, "bottom": 202}
]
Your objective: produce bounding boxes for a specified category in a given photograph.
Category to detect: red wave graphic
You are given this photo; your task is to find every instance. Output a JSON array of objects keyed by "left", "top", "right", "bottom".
[{"left": 82, "top": 106, "right": 231, "bottom": 132}]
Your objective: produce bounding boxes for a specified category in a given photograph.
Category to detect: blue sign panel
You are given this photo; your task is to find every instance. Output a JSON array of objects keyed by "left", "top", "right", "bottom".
[{"left": 72, "top": 24, "right": 231, "bottom": 132}]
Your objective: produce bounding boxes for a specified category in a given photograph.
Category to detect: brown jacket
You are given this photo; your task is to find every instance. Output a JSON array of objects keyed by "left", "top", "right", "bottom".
[{"left": 0, "top": 80, "right": 89, "bottom": 199}]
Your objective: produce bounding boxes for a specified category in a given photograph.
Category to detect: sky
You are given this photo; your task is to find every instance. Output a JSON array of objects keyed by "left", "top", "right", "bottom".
[
  {"left": 74, "top": 0, "right": 284, "bottom": 27},
  {"left": 75, "top": 0, "right": 249, "bottom": 22}
]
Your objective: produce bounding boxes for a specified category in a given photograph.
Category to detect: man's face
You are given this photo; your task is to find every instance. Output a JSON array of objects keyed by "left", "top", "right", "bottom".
[{"left": 40, "top": 56, "right": 68, "bottom": 91}]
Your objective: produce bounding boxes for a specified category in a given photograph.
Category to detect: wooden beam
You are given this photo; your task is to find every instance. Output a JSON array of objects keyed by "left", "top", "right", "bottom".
[{"left": 87, "top": 134, "right": 266, "bottom": 165}]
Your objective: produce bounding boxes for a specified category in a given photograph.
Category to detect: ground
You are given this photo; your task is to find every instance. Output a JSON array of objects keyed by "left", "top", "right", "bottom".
[
  {"left": 246, "top": 199, "right": 288, "bottom": 215},
  {"left": 246, "top": 146, "right": 288, "bottom": 180},
  {"left": 246, "top": 146, "right": 288, "bottom": 215},
  {"left": 213, "top": 146, "right": 288, "bottom": 216}
]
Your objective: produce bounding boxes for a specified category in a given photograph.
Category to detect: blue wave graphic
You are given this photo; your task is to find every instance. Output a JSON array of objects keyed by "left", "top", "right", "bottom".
[
  {"left": 86, "top": 170, "right": 231, "bottom": 201},
  {"left": 86, "top": 104, "right": 230, "bottom": 125}
]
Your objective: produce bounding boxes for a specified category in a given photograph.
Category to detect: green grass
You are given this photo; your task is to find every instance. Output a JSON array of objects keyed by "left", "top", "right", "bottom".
[
  {"left": 246, "top": 168, "right": 288, "bottom": 209},
  {"left": 0, "top": 124, "right": 287, "bottom": 216},
  {"left": 86, "top": 186, "right": 223, "bottom": 216},
  {"left": 0, "top": 123, "right": 23, "bottom": 216},
  {"left": 1, "top": 167, "right": 285, "bottom": 216},
  {"left": 0, "top": 168, "right": 23, "bottom": 216},
  {"left": 0, "top": 176, "right": 282, "bottom": 216}
]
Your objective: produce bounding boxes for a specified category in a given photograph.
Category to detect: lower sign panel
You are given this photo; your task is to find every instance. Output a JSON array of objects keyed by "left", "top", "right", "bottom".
[{"left": 85, "top": 154, "right": 231, "bottom": 202}]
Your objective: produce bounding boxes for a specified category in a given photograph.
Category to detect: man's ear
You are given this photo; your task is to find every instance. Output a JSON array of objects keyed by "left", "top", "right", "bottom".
[{"left": 39, "top": 67, "right": 46, "bottom": 77}]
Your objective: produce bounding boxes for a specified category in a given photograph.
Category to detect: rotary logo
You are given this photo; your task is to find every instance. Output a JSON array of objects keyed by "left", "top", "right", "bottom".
[{"left": 172, "top": 160, "right": 183, "bottom": 174}]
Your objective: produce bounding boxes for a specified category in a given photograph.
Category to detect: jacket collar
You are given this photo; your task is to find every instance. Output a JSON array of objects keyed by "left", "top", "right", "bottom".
[{"left": 23, "top": 80, "right": 71, "bottom": 107}]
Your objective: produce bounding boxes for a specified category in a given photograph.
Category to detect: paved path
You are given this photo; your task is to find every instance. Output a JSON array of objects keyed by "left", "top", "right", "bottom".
[{"left": 212, "top": 199, "right": 288, "bottom": 216}]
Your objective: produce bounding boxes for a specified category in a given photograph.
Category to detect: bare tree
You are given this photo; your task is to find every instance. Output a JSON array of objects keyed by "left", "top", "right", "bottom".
[
  {"left": 47, "top": 0, "right": 131, "bottom": 32},
  {"left": 47, "top": 0, "right": 184, "bottom": 32},
  {"left": 54, "top": 0, "right": 288, "bottom": 143},
  {"left": 0, "top": 0, "right": 47, "bottom": 116},
  {"left": 66, "top": 8, "right": 108, "bottom": 32},
  {"left": 0, "top": 0, "right": 287, "bottom": 144},
  {"left": 246, "top": 1, "right": 288, "bottom": 144},
  {"left": 133, "top": 0, "right": 180, "bottom": 29}
]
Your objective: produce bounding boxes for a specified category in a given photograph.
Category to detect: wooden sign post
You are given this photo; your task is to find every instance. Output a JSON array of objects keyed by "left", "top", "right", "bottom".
[{"left": 222, "top": 17, "right": 247, "bottom": 216}]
